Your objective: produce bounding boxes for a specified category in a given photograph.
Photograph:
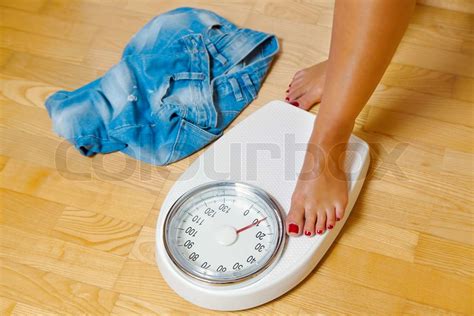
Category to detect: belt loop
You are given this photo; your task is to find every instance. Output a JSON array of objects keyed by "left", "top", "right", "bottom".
[
  {"left": 228, "top": 77, "right": 243, "bottom": 101},
  {"left": 241, "top": 73, "right": 257, "bottom": 99},
  {"left": 206, "top": 41, "right": 228, "bottom": 65}
]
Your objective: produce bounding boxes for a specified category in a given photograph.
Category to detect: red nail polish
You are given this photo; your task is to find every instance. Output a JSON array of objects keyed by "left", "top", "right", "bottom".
[
  {"left": 317, "top": 229, "right": 323, "bottom": 234},
  {"left": 336, "top": 217, "right": 341, "bottom": 221},
  {"left": 328, "top": 225, "right": 334, "bottom": 229},
  {"left": 285, "top": 97, "right": 290, "bottom": 101},
  {"left": 286, "top": 89, "right": 289, "bottom": 93},
  {"left": 304, "top": 230, "right": 311, "bottom": 236},
  {"left": 290, "top": 101, "right": 299, "bottom": 107},
  {"left": 289, "top": 224, "right": 299, "bottom": 234}
]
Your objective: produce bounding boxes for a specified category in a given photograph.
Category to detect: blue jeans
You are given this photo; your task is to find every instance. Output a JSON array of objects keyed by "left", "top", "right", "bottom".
[{"left": 45, "top": 7, "right": 279, "bottom": 165}]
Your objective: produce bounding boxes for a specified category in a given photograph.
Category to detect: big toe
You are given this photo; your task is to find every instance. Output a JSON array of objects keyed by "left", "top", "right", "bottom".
[{"left": 286, "top": 202, "right": 304, "bottom": 236}]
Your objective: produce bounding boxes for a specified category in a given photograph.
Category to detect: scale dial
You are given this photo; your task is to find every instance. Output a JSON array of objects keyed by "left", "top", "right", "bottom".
[{"left": 163, "top": 182, "right": 285, "bottom": 284}]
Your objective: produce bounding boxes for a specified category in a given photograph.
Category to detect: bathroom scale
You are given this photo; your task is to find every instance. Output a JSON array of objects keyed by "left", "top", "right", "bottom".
[{"left": 155, "top": 100, "right": 370, "bottom": 311}]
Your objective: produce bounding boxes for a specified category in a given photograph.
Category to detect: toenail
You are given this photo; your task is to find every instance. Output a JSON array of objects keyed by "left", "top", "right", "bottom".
[
  {"left": 336, "top": 217, "right": 341, "bottom": 221},
  {"left": 304, "top": 230, "right": 311, "bottom": 236},
  {"left": 286, "top": 89, "right": 289, "bottom": 93},
  {"left": 289, "top": 223, "right": 299, "bottom": 234},
  {"left": 285, "top": 97, "right": 290, "bottom": 101},
  {"left": 317, "top": 229, "right": 323, "bottom": 234},
  {"left": 327, "top": 225, "right": 334, "bottom": 229},
  {"left": 290, "top": 101, "right": 299, "bottom": 107}
]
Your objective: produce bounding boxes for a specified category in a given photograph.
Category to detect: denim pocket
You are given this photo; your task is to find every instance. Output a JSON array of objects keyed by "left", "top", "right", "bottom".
[{"left": 167, "top": 118, "right": 221, "bottom": 164}]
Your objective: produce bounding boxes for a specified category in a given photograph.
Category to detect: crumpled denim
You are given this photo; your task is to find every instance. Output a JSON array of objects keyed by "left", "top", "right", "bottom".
[{"left": 45, "top": 7, "right": 279, "bottom": 165}]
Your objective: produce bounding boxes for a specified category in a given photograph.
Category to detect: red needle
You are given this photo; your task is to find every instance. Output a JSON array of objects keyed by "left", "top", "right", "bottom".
[{"left": 236, "top": 217, "right": 267, "bottom": 234}]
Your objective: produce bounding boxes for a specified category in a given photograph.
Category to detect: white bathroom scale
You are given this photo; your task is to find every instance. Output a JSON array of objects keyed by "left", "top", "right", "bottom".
[{"left": 155, "top": 100, "right": 370, "bottom": 311}]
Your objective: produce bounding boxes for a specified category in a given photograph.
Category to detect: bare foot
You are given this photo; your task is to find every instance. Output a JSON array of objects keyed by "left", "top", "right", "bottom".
[
  {"left": 285, "top": 60, "right": 328, "bottom": 110},
  {"left": 286, "top": 141, "right": 348, "bottom": 237}
]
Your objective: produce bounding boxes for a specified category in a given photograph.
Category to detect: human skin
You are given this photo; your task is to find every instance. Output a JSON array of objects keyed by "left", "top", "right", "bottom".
[{"left": 285, "top": 0, "right": 416, "bottom": 236}]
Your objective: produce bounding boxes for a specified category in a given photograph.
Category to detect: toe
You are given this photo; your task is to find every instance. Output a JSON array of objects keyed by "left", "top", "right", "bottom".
[
  {"left": 335, "top": 202, "right": 346, "bottom": 222},
  {"left": 294, "top": 88, "right": 323, "bottom": 110},
  {"left": 315, "top": 210, "right": 327, "bottom": 235},
  {"left": 326, "top": 207, "right": 336, "bottom": 230},
  {"left": 294, "top": 69, "right": 306, "bottom": 80},
  {"left": 286, "top": 201, "right": 304, "bottom": 236},
  {"left": 286, "top": 76, "right": 304, "bottom": 94},
  {"left": 303, "top": 208, "right": 317, "bottom": 237},
  {"left": 287, "top": 87, "right": 306, "bottom": 104},
  {"left": 287, "top": 74, "right": 302, "bottom": 90}
]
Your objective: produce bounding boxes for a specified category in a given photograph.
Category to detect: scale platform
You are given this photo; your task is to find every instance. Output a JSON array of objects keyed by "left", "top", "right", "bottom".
[{"left": 155, "top": 100, "right": 370, "bottom": 311}]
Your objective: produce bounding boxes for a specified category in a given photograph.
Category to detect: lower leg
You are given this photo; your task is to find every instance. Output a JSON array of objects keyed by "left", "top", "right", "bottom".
[{"left": 286, "top": 0, "right": 415, "bottom": 236}]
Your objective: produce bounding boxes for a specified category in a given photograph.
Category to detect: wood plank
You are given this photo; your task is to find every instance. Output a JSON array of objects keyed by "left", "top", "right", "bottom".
[
  {"left": 253, "top": 0, "right": 324, "bottom": 25},
  {"left": 1, "top": 53, "right": 100, "bottom": 90},
  {"left": 113, "top": 259, "right": 276, "bottom": 314},
  {"left": 0, "top": 100, "right": 57, "bottom": 139},
  {"left": 0, "top": 158, "right": 156, "bottom": 225},
  {"left": 338, "top": 216, "right": 419, "bottom": 262},
  {"left": 124, "top": 0, "right": 254, "bottom": 25},
  {"left": 351, "top": 143, "right": 472, "bottom": 245},
  {"left": 0, "top": 7, "right": 98, "bottom": 43},
  {"left": 0, "top": 48, "right": 13, "bottom": 67},
  {"left": 415, "top": 233, "right": 474, "bottom": 277},
  {"left": 128, "top": 226, "right": 155, "bottom": 265},
  {"left": 442, "top": 148, "right": 474, "bottom": 177},
  {"left": 461, "top": 38, "right": 474, "bottom": 55},
  {"left": 354, "top": 187, "right": 434, "bottom": 232},
  {"left": 282, "top": 272, "right": 406, "bottom": 314},
  {"left": 0, "top": 27, "right": 88, "bottom": 63},
  {"left": 410, "top": 4, "right": 474, "bottom": 33},
  {"left": 0, "top": 0, "right": 46, "bottom": 12},
  {"left": 365, "top": 106, "right": 473, "bottom": 152},
  {"left": 319, "top": 244, "right": 473, "bottom": 314},
  {"left": 402, "top": 299, "right": 465, "bottom": 315},
  {"left": 366, "top": 140, "right": 472, "bottom": 207},
  {"left": 417, "top": 0, "right": 474, "bottom": 15},
  {"left": 381, "top": 63, "right": 456, "bottom": 99},
  {"left": 393, "top": 42, "right": 474, "bottom": 77},
  {"left": 0, "top": 225, "right": 125, "bottom": 289},
  {"left": 0, "top": 74, "right": 59, "bottom": 108},
  {"left": 52, "top": 208, "right": 142, "bottom": 256},
  {"left": 144, "top": 176, "right": 177, "bottom": 228},
  {"left": 360, "top": 130, "right": 446, "bottom": 173},
  {"left": 402, "top": 23, "right": 464, "bottom": 53},
  {"left": 0, "top": 126, "right": 168, "bottom": 195},
  {"left": 0, "top": 297, "right": 16, "bottom": 315},
  {"left": 111, "top": 294, "right": 177, "bottom": 315},
  {"left": 453, "top": 75, "right": 474, "bottom": 102},
  {"left": 113, "top": 259, "right": 215, "bottom": 314},
  {"left": 42, "top": 0, "right": 153, "bottom": 32},
  {"left": 245, "top": 11, "right": 332, "bottom": 56},
  {"left": 0, "top": 258, "right": 119, "bottom": 314},
  {"left": 0, "top": 189, "right": 63, "bottom": 235},
  {"left": 12, "top": 302, "right": 58, "bottom": 316},
  {"left": 424, "top": 203, "right": 474, "bottom": 246},
  {"left": 368, "top": 85, "right": 473, "bottom": 127},
  {"left": 360, "top": 169, "right": 472, "bottom": 247}
]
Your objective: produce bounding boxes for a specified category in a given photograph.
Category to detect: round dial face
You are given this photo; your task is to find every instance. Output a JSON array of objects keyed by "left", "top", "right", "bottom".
[{"left": 163, "top": 182, "right": 285, "bottom": 284}]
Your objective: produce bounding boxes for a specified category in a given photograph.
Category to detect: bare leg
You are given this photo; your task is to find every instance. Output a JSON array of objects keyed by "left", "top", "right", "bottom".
[{"left": 286, "top": 0, "right": 415, "bottom": 236}]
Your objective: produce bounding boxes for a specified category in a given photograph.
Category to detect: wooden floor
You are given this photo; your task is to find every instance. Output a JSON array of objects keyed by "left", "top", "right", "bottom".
[{"left": 0, "top": 0, "right": 473, "bottom": 314}]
